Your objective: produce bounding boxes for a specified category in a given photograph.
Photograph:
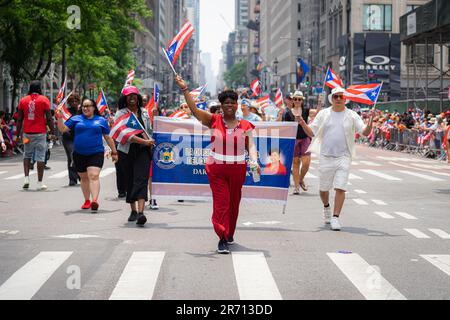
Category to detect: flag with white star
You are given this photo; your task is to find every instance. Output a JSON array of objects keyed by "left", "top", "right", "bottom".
[
  {"left": 345, "top": 83, "right": 383, "bottom": 105},
  {"left": 110, "top": 112, "right": 145, "bottom": 145}
]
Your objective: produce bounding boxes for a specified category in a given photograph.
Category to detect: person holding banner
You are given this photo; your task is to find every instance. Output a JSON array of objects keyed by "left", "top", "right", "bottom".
[
  {"left": 299, "top": 87, "right": 375, "bottom": 231},
  {"left": 114, "top": 86, "right": 155, "bottom": 226},
  {"left": 175, "top": 75, "right": 260, "bottom": 254},
  {"left": 56, "top": 98, "right": 118, "bottom": 212}
]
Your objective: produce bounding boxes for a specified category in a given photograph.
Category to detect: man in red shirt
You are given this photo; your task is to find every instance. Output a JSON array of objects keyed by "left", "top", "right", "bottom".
[{"left": 16, "top": 80, "right": 55, "bottom": 190}]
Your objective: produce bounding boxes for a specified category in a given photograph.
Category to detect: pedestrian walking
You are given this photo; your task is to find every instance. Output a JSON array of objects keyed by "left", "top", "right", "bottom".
[
  {"left": 16, "top": 80, "right": 56, "bottom": 190},
  {"left": 175, "top": 74, "right": 260, "bottom": 254},
  {"left": 114, "top": 86, "right": 155, "bottom": 226},
  {"left": 61, "top": 93, "right": 81, "bottom": 186},
  {"left": 299, "top": 87, "right": 375, "bottom": 231},
  {"left": 56, "top": 98, "right": 118, "bottom": 212}
]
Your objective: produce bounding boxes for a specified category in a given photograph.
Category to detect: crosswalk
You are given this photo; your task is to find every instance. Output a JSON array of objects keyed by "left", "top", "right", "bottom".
[{"left": 0, "top": 250, "right": 449, "bottom": 300}]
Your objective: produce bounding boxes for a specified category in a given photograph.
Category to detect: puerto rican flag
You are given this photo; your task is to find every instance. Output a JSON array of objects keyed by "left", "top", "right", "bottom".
[
  {"left": 324, "top": 67, "right": 343, "bottom": 89},
  {"left": 169, "top": 110, "right": 190, "bottom": 119},
  {"left": 56, "top": 92, "right": 73, "bottom": 122},
  {"left": 196, "top": 101, "right": 207, "bottom": 110},
  {"left": 96, "top": 89, "right": 109, "bottom": 114},
  {"left": 124, "top": 70, "right": 135, "bottom": 88},
  {"left": 275, "top": 88, "right": 283, "bottom": 108},
  {"left": 250, "top": 78, "right": 261, "bottom": 97},
  {"left": 165, "top": 21, "right": 195, "bottom": 66},
  {"left": 345, "top": 83, "right": 383, "bottom": 105},
  {"left": 55, "top": 78, "right": 66, "bottom": 105},
  {"left": 147, "top": 84, "right": 159, "bottom": 122},
  {"left": 190, "top": 84, "right": 207, "bottom": 101},
  {"left": 256, "top": 95, "right": 271, "bottom": 109},
  {"left": 110, "top": 112, "right": 144, "bottom": 145}
]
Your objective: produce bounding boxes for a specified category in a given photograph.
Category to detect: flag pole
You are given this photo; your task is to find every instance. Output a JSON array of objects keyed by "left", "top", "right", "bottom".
[
  {"left": 101, "top": 88, "right": 112, "bottom": 118},
  {"left": 372, "top": 81, "right": 384, "bottom": 110},
  {"left": 162, "top": 48, "right": 178, "bottom": 76},
  {"left": 56, "top": 91, "right": 73, "bottom": 111}
]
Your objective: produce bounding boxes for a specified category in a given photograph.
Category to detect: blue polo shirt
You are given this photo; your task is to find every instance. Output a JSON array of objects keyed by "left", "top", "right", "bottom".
[{"left": 65, "top": 115, "right": 110, "bottom": 156}]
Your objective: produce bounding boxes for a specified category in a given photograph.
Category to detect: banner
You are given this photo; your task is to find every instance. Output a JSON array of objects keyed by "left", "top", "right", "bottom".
[{"left": 152, "top": 118, "right": 298, "bottom": 204}]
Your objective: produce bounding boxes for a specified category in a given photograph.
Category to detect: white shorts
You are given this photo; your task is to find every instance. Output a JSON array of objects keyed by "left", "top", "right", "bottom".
[{"left": 319, "top": 155, "right": 351, "bottom": 192}]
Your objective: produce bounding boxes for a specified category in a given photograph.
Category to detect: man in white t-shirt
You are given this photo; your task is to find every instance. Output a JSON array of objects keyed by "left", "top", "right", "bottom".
[
  {"left": 238, "top": 99, "right": 262, "bottom": 123},
  {"left": 298, "top": 87, "right": 375, "bottom": 231}
]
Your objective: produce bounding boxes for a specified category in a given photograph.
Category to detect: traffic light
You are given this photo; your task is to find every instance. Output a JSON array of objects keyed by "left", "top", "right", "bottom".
[{"left": 305, "top": 76, "right": 310, "bottom": 86}]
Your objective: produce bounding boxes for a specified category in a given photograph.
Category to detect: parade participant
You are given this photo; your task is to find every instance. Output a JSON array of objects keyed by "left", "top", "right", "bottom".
[
  {"left": 299, "top": 87, "right": 375, "bottom": 231},
  {"left": 175, "top": 74, "right": 260, "bottom": 254},
  {"left": 282, "top": 91, "right": 311, "bottom": 194},
  {"left": 114, "top": 86, "right": 155, "bottom": 226},
  {"left": 56, "top": 98, "right": 118, "bottom": 211},
  {"left": 0, "top": 125, "right": 6, "bottom": 152},
  {"left": 61, "top": 93, "right": 81, "bottom": 186},
  {"left": 238, "top": 99, "right": 262, "bottom": 123},
  {"left": 16, "top": 80, "right": 56, "bottom": 191}
]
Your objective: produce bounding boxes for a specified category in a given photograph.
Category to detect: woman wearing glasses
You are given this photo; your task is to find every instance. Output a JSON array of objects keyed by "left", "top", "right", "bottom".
[
  {"left": 298, "top": 87, "right": 374, "bottom": 231},
  {"left": 56, "top": 98, "right": 118, "bottom": 212}
]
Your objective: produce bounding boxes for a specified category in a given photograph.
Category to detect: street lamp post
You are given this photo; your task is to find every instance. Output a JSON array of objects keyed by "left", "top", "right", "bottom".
[{"left": 273, "top": 57, "right": 279, "bottom": 89}]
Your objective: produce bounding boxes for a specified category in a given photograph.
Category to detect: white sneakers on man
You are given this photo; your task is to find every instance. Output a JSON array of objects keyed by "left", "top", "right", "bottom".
[
  {"left": 323, "top": 206, "right": 332, "bottom": 224},
  {"left": 330, "top": 217, "right": 342, "bottom": 231},
  {"left": 36, "top": 182, "right": 47, "bottom": 191}
]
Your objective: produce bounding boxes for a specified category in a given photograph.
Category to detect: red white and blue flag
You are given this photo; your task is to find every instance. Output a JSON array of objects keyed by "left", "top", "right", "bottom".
[
  {"left": 324, "top": 67, "right": 343, "bottom": 89},
  {"left": 96, "top": 89, "right": 109, "bottom": 114},
  {"left": 257, "top": 95, "right": 271, "bottom": 109},
  {"left": 250, "top": 78, "right": 261, "bottom": 97},
  {"left": 190, "top": 84, "right": 207, "bottom": 101},
  {"left": 55, "top": 77, "right": 66, "bottom": 105},
  {"left": 169, "top": 110, "right": 190, "bottom": 119},
  {"left": 345, "top": 83, "right": 383, "bottom": 105},
  {"left": 147, "top": 84, "right": 160, "bottom": 122},
  {"left": 275, "top": 88, "right": 283, "bottom": 108},
  {"left": 165, "top": 21, "right": 195, "bottom": 66},
  {"left": 110, "top": 112, "right": 144, "bottom": 145},
  {"left": 56, "top": 91, "right": 73, "bottom": 122},
  {"left": 124, "top": 70, "right": 135, "bottom": 88}
]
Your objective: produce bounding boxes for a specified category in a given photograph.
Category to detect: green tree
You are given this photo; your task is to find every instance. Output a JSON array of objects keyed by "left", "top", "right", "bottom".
[{"left": 223, "top": 60, "right": 248, "bottom": 89}]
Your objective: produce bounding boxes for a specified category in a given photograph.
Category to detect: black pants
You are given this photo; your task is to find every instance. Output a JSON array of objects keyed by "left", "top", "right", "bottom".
[
  {"left": 62, "top": 136, "right": 79, "bottom": 183},
  {"left": 119, "top": 144, "right": 152, "bottom": 204},
  {"left": 115, "top": 142, "right": 127, "bottom": 195}
]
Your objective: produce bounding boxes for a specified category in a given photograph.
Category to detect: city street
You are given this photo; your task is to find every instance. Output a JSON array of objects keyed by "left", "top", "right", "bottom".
[{"left": 0, "top": 144, "right": 449, "bottom": 300}]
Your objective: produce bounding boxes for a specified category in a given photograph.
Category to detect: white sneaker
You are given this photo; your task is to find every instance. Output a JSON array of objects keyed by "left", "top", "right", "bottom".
[
  {"left": 330, "top": 217, "right": 342, "bottom": 231},
  {"left": 149, "top": 200, "right": 159, "bottom": 210},
  {"left": 36, "top": 183, "right": 47, "bottom": 191},
  {"left": 23, "top": 176, "right": 30, "bottom": 189},
  {"left": 323, "top": 206, "right": 332, "bottom": 224}
]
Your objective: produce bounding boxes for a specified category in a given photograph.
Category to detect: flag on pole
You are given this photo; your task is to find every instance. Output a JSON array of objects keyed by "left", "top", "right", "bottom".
[
  {"left": 296, "top": 58, "right": 310, "bottom": 85},
  {"left": 147, "top": 84, "right": 160, "bottom": 123},
  {"left": 56, "top": 91, "right": 74, "bottom": 121},
  {"left": 275, "top": 88, "right": 283, "bottom": 108},
  {"left": 256, "top": 95, "right": 271, "bottom": 109},
  {"left": 110, "top": 112, "right": 144, "bottom": 145},
  {"left": 256, "top": 56, "right": 263, "bottom": 72},
  {"left": 250, "top": 78, "right": 261, "bottom": 97},
  {"left": 55, "top": 77, "right": 66, "bottom": 105},
  {"left": 196, "top": 101, "right": 207, "bottom": 110},
  {"left": 324, "top": 67, "right": 343, "bottom": 89},
  {"left": 169, "top": 110, "right": 190, "bottom": 119},
  {"left": 96, "top": 89, "right": 109, "bottom": 114},
  {"left": 190, "top": 84, "right": 207, "bottom": 101},
  {"left": 344, "top": 83, "right": 383, "bottom": 105},
  {"left": 165, "top": 21, "right": 195, "bottom": 66},
  {"left": 124, "top": 70, "right": 135, "bottom": 88}
]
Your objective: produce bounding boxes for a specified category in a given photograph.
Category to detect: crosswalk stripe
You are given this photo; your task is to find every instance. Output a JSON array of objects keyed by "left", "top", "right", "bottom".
[
  {"left": 374, "top": 212, "right": 395, "bottom": 219},
  {"left": 327, "top": 253, "right": 406, "bottom": 300},
  {"left": 390, "top": 162, "right": 450, "bottom": 177},
  {"left": 404, "top": 229, "right": 430, "bottom": 239},
  {"left": 428, "top": 229, "right": 450, "bottom": 239},
  {"left": 100, "top": 168, "right": 116, "bottom": 178},
  {"left": 232, "top": 252, "right": 282, "bottom": 300},
  {"left": 0, "top": 171, "right": 7, "bottom": 175},
  {"left": 394, "top": 212, "right": 418, "bottom": 220},
  {"left": 354, "top": 189, "right": 367, "bottom": 194},
  {"left": 349, "top": 173, "right": 363, "bottom": 180},
  {"left": 372, "top": 200, "right": 387, "bottom": 206},
  {"left": 421, "top": 255, "right": 450, "bottom": 276},
  {"left": 396, "top": 170, "right": 445, "bottom": 182},
  {"left": 353, "top": 199, "right": 369, "bottom": 205},
  {"left": 0, "top": 251, "right": 72, "bottom": 300},
  {"left": 359, "top": 161, "right": 381, "bottom": 167},
  {"left": 359, "top": 170, "right": 402, "bottom": 181},
  {"left": 109, "top": 252, "right": 165, "bottom": 300},
  {"left": 49, "top": 171, "right": 68, "bottom": 179},
  {"left": 4, "top": 172, "right": 36, "bottom": 180},
  {"left": 351, "top": 161, "right": 359, "bottom": 166},
  {"left": 305, "top": 172, "right": 317, "bottom": 179},
  {"left": 411, "top": 163, "right": 450, "bottom": 172}
]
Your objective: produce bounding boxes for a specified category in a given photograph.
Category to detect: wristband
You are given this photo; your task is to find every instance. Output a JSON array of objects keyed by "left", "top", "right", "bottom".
[
  {"left": 111, "top": 152, "right": 117, "bottom": 156},
  {"left": 181, "top": 87, "right": 189, "bottom": 92}
]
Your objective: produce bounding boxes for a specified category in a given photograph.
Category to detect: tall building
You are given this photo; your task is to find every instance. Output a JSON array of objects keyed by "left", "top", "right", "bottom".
[
  {"left": 201, "top": 52, "right": 216, "bottom": 95},
  {"left": 185, "top": 0, "right": 201, "bottom": 85},
  {"left": 234, "top": 0, "right": 250, "bottom": 64},
  {"left": 246, "top": 0, "right": 261, "bottom": 80}
]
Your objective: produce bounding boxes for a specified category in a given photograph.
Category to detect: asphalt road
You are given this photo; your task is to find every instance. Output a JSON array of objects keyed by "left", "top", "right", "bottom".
[{"left": 0, "top": 144, "right": 449, "bottom": 300}]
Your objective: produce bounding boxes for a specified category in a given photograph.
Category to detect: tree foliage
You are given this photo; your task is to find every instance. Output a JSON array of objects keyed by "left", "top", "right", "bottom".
[{"left": 223, "top": 60, "right": 248, "bottom": 88}]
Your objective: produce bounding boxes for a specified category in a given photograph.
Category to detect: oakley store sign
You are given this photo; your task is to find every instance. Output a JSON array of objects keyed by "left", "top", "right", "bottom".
[{"left": 361, "top": 55, "right": 397, "bottom": 71}]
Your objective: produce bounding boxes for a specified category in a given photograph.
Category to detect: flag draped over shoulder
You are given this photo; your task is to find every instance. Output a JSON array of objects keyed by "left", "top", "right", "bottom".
[{"left": 110, "top": 112, "right": 144, "bottom": 145}]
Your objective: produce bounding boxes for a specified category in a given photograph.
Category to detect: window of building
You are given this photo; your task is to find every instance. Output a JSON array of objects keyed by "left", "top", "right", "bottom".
[
  {"left": 363, "top": 4, "right": 392, "bottom": 31},
  {"left": 298, "top": 21, "right": 301, "bottom": 30},
  {"left": 298, "top": 38, "right": 301, "bottom": 48},
  {"left": 321, "top": 21, "right": 326, "bottom": 40},
  {"left": 298, "top": 3, "right": 301, "bottom": 13},
  {"left": 406, "top": 44, "right": 435, "bottom": 65},
  {"left": 321, "top": 0, "right": 325, "bottom": 14}
]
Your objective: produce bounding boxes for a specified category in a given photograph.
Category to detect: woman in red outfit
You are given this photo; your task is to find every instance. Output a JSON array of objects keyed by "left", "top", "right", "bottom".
[{"left": 175, "top": 75, "right": 260, "bottom": 254}]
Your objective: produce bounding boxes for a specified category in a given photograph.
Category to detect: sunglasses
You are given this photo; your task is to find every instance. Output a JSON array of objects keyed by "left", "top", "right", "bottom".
[
  {"left": 293, "top": 98, "right": 303, "bottom": 101},
  {"left": 333, "top": 95, "right": 344, "bottom": 100},
  {"left": 82, "top": 104, "right": 94, "bottom": 108}
]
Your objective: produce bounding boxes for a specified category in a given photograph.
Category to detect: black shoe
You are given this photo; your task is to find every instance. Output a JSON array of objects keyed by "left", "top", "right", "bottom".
[
  {"left": 29, "top": 164, "right": 35, "bottom": 170},
  {"left": 118, "top": 192, "right": 126, "bottom": 199},
  {"left": 69, "top": 181, "right": 77, "bottom": 186},
  {"left": 136, "top": 213, "right": 147, "bottom": 226},
  {"left": 178, "top": 200, "right": 184, "bottom": 203},
  {"left": 227, "top": 236, "right": 234, "bottom": 245},
  {"left": 128, "top": 210, "right": 138, "bottom": 222},
  {"left": 217, "top": 239, "right": 230, "bottom": 254},
  {"left": 44, "top": 166, "right": 51, "bottom": 170}
]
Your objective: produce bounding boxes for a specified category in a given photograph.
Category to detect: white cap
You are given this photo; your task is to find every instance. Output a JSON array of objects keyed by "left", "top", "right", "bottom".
[
  {"left": 292, "top": 90, "right": 305, "bottom": 99},
  {"left": 328, "top": 87, "right": 347, "bottom": 104}
]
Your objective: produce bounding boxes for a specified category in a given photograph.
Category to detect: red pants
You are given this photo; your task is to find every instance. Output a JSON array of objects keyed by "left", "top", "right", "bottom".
[{"left": 206, "top": 162, "right": 247, "bottom": 240}]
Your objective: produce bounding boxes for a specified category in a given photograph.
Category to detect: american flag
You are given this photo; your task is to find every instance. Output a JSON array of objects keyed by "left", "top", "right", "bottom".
[
  {"left": 250, "top": 78, "right": 261, "bottom": 97},
  {"left": 275, "top": 88, "right": 283, "bottom": 108},
  {"left": 169, "top": 110, "right": 190, "bottom": 119},
  {"left": 96, "top": 89, "right": 109, "bottom": 114},
  {"left": 165, "top": 21, "right": 195, "bottom": 66},
  {"left": 345, "top": 83, "right": 383, "bottom": 106},
  {"left": 190, "top": 84, "right": 207, "bottom": 101},
  {"left": 124, "top": 70, "right": 135, "bottom": 88},
  {"left": 324, "top": 67, "right": 343, "bottom": 89},
  {"left": 55, "top": 78, "right": 66, "bottom": 105},
  {"left": 256, "top": 95, "right": 271, "bottom": 109},
  {"left": 110, "top": 112, "right": 144, "bottom": 145}
]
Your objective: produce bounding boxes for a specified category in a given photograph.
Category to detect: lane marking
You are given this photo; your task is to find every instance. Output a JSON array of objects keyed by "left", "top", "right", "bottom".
[
  {"left": 109, "top": 252, "right": 165, "bottom": 300},
  {"left": 6, "top": 231, "right": 19, "bottom": 235},
  {"left": 49, "top": 171, "right": 68, "bottom": 179},
  {"left": 305, "top": 172, "right": 317, "bottom": 179},
  {"left": 349, "top": 173, "right": 363, "bottom": 180},
  {"left": 394, "top": 212, "right": 418, "bottom": 220},
  {"left": 353, "top": 199, "right": 369, "bottom": 205},
  {"left": 421, "top": 255, "right": 450, "bottom": 276},
  {"left": 4, "top": 172, "right": 36, "bottom": 180},
  {"left": 359, "top": 170, "right": 402, "bottom": 181},
  {"left": 374, "top": 212, "right": 395, "bottom": 219},
  {"left": 100, "top": 168, "right": 116, "bottom": 178},
  {"left": 0, "top": 171, "right": 7, "bottom": 176},
  {"left": 388, "top": 162, "right": 450, "bottom": 177},
  {"left": 428, "top": 229, "right": 450, "bottom": 240},
  {"left": 396, "top": 170, "right": 445, "bottom": 182},
  {"left": 0, "top": 251, "right": 72, "bottom": 300},
  {"left": 372, "top": 200, "right": 387, "bottom": 206},
  {"left": 351, "top": 161, "right": 359, "bottom": 166},
  {"left": 232, "top": 252, "right": 282, "bottom": 300},
  {"left": 359, "top": 161, "right": 381, "bottom": 167},
  {"left": 354, "top": 189, "right": 367, "bottom": 194},
  {"left": 327, "top": 253, "right": 406, "bottom": 300},
  {"left": 404, "top": 229, "right": 430, "bottom": 239},
  {"left": 53, "top": 234, "right": 101, "bottom": 239}
]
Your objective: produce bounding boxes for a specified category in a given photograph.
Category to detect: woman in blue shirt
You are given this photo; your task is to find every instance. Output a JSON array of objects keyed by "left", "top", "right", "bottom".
[{"left": 56, "top": 98, "right": 118, "bottom": 212}]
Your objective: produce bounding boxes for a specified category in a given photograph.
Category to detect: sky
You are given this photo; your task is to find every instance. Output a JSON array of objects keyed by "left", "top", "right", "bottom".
[{"left": 199, "top": 0, "right": 235, "bottom": 77}]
